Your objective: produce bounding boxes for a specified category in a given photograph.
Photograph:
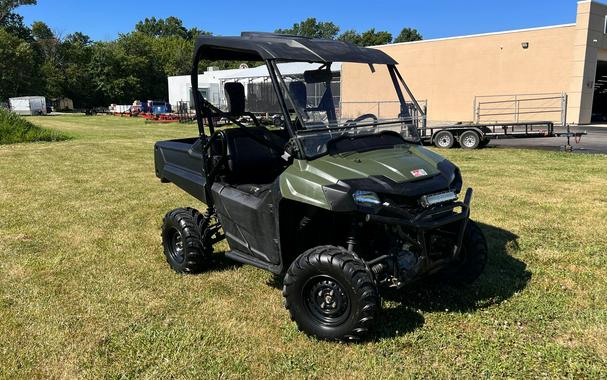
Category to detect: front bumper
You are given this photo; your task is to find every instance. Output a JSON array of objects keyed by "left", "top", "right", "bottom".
[
  {"left": 364, "top": 188, "right": 472, "bottom": 230},
  {"left": 364, "top": 188, "right": 473, "bottom": 274}
]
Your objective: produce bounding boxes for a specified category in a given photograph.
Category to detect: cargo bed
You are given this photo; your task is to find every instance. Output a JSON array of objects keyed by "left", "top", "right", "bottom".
[{"left": 154, "top": 137, "right": 207, "bottom": 203}]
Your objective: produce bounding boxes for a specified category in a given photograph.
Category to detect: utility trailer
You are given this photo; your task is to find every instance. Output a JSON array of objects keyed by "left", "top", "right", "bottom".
[
  {"left": 421, "top": 92, "right": 587, "bottom": 149},
  {"left": 419, "top": 121, "right": 565, "bottom": 149},
  {"left": 420, "top": 121, "right": 587, "bottom": 149}
]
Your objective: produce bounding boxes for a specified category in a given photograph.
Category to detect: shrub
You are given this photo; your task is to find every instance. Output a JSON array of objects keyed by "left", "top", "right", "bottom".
[{"left": 0, "top": 109, "right": 70, "bottom": 145}]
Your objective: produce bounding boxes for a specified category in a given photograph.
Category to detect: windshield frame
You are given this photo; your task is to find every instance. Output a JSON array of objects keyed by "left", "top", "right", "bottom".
[{"left": 271, "top": 61, "right": 425, "bottom": 159}]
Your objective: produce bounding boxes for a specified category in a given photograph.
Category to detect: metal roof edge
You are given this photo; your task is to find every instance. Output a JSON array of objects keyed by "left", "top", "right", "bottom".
[{"left": 372, "top": 23, "right": 577, "bottom": 49}]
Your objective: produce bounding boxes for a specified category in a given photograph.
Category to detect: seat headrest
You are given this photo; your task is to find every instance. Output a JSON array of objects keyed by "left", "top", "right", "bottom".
[
  {"left": 288, "top": 81, "right": 307, "bottom": 110},
  {"left": 224, "top": 82, "right": 245, "bottom": 116}
]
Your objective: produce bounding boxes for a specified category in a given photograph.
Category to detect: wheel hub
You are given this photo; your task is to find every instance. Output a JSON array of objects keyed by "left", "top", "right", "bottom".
[
  {"left": 438, "top": 136, "right": 451, "bottom": 146},
  {"left": 304, "top": 276, "right": 350, "bottom": 325},
  {"left": 168, "top": 229, "right": 185, "bottom": 264},
  {"left": 463, "top": 136, "right": 476, "bottom": 147}
]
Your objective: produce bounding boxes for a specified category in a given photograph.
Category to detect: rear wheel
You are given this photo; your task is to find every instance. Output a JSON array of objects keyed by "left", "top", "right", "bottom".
[
  {"left": 161, "top": 208, "right": 211, "bottom": 273},
  {"left": 434, "top": 131, "right": 455, "bottom": 149},
  {"left": 283, "top": 246, "right": 379, "bottom": 341},
  {"left": 479, "top": 138, "right": 490, "bottom": 148},
  {"left": 460, "top": 131, "right": 481, "bottom": 149}
]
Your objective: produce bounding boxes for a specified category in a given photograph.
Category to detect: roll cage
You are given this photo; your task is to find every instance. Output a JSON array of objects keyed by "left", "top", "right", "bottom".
[
  {"left": 190, "top": 33, "right": 428, "bottom": 206},
  {"left": 191, "top": 32, "right": 425, "bottom": 154}
]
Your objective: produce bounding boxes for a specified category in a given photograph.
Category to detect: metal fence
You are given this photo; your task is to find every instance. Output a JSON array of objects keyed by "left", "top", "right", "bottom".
[{"left": 473, "top": 93, "right": 567, "bottom": 125}]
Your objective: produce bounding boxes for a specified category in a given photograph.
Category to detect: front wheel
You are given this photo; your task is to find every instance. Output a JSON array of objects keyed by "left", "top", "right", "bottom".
[
  {"left": 283, "top": 246, "right": 379, "bottom": 341},
  {"left": 439, "top": 220, "right": 488, "bottom": 284}
]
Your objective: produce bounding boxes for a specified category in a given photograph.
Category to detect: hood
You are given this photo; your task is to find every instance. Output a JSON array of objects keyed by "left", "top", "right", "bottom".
[
  {"left": 279, "top": 144, "right": 459, "bottom": 211},
  {"left": 307, "top": 145, "right": 443, "bottom": 183}
]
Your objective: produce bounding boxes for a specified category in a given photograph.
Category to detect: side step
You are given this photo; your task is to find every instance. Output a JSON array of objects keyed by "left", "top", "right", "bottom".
[{"left": 224, "top": 250, "right": 283, "bottom": 274}]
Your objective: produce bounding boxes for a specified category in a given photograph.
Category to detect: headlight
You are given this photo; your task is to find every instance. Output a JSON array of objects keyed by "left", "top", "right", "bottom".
[
  {"left": 352, "top": 190, "right": 382, "bottom": 209},
  {"left": 420, "top": 191, "right": 458, "bottom": 208}
]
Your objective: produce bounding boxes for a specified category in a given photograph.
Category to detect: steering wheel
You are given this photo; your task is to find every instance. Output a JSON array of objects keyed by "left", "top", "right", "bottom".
[
  {"left": 344, "top": 113, "right": 378, "bottom": 128},
  {"left": 343, "top": 113, "right": 379, "bottom": 136}
]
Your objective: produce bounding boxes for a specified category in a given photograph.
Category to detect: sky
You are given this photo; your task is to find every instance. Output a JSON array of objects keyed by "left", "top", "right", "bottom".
[{"left": 17, "top": 0, "right": 580, "bottom": 42}]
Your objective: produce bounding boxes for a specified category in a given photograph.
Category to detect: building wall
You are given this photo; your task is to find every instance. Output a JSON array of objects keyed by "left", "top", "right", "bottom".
[
  {"left": 569, "top": 0, "right": 607, "bottom": 123},
  {"left": 341, "top": 0, "right": 607, "bottom": 125}
]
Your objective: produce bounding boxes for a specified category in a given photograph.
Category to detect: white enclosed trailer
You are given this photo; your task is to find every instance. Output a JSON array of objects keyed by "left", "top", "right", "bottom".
[
  {"left": 167, "top": 63, "right": 341, "bottom": 111},
  {"left": 9, "top": 96, "right": 48, "bottom": 116}
]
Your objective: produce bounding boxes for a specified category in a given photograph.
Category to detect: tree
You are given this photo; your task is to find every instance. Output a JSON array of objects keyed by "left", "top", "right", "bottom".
[
  {"left": 65, "top": 31, "right": 91, "bottom": 46},
  {"left": 87, "top": 17, "right": 209, "bottom": 106},
  {"left": 135, "top": 16, "right": 191, "bottom": 39},
  {"left": 275, "top": 18, "right": 339, "bottom": 39},
  {"left": 31, "top": 21, "right": 60, "bottom": 68},
  {"left": 161, "top": 16, "right": 189, "bottom": 39},
  {"left": 188, "top": 26, "right": 211, "bottom": 40},
  {"left": 358, "top": 28, "right": 392, "bottom": 47},
  {"left": 338, "top": 28, "right": 392, "bottom": 47},
  {"left": 135, "top": 17, "right": 163, "bottom": 37},
  {"left": 30, "top": 22, "right": 62, "bottom": 98},
  {"left": 338, "top": 30, "right": 361, "bottom": 45},
  {"left": 0, "top": 28, "right": 36, "bottom": 100},
  {"left": 0, "top": 12, "right": 31, "bottom": 40},
  {"left": 31, "top": 20, "right": 53, "bottom": 40},
  {"left": 88, "top": 42, "right": 145, "bottom": 105},
  {"left": 394, "top": 27, "right": 423, "bottom": 43},
  {"left": 0, "top": 0, "right": 36, "bottom": 24},
  {"left": 61, "top": 32, "right": 95, "bottom": 107},
  {"left": 152, "top": 35, "right": 195, "bottom": 76}
]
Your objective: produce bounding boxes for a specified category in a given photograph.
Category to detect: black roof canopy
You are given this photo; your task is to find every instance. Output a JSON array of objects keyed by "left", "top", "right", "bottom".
[{"left": 194, "top": 32, "right": 398, "bottom": 64}]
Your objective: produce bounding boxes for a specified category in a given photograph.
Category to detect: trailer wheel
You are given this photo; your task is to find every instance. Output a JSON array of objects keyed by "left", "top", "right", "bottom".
[
  {"left": 161, "top": 208, "right": 210, "bottom": 274},
  {"left": 434, "top": 131, "right": 455, "bottom": 149},
  {"left": 460, "top": 131, "right": 481, "bottom": 149},
  {"left": 479, "top": 139, "right": 490, "bottom": 148}
]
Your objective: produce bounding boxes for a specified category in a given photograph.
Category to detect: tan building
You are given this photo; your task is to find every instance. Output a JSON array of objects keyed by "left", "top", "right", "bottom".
[{"left": 341, "top": 0, "right": 607, "bottom": 125}]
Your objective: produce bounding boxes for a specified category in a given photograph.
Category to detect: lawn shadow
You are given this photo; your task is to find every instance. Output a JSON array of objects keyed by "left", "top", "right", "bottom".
[
  {"left": 215, "top": 223, "right": 530, "bottom": 341},
  {"left": 373, "top": 222, "right": 530, "bottom": 339},
  {"left": 267, "top": 273, "right": 284, "bottom": 289},
  {"left": 384, "top": 222, "right": 529, "bottom": 308},
  {"left": 208, "top": 250, "right": 244, "bottom": 272}
]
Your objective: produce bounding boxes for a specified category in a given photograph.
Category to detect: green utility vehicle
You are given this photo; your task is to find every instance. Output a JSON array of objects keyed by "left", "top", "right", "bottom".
[{"left": 154, "top": 33, "right": 488, "bottom": 341}]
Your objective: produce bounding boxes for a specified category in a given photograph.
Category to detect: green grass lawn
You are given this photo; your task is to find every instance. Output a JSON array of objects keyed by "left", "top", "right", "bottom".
[{"left": 1, "top": 114, "right": 606, "bottom": 378}]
